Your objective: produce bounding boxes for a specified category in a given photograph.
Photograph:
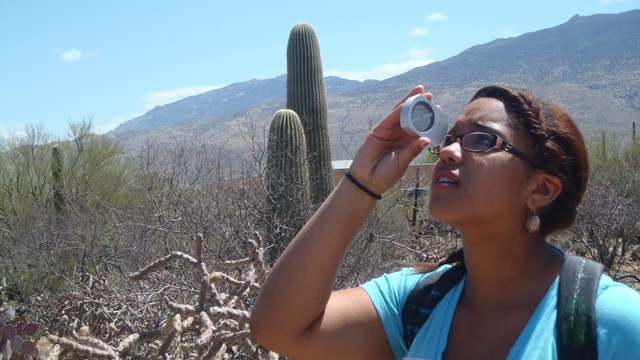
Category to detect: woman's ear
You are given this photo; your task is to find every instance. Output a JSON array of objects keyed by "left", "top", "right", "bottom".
[{"left": 528, "top": 172, "right": 563, "bottom": 209}]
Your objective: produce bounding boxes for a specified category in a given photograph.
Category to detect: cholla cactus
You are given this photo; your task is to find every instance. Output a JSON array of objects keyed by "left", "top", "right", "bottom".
[{"left": 45, "top": 233, "right": 278, "bottom": 359}]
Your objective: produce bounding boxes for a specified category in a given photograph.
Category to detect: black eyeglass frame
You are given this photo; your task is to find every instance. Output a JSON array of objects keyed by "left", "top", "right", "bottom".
[{"left": 428, "top": 131, "right": 539, "bottom": 167}]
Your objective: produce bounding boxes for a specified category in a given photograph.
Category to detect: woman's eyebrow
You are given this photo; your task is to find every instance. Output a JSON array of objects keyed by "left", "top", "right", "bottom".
[
  {"left": 473, "top": 121, "right": 503, "bottom": 135},
  {"left": 449, "top": 120, "right": 506, "bottom": 137}
]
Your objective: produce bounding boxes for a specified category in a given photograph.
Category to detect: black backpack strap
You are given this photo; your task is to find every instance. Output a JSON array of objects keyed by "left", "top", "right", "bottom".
[
  {"left": 557, "top": 255, "right": 604, "bottom": 360},
  {"left": 402, "top": 262, "right": 466, "bottom": 348}
]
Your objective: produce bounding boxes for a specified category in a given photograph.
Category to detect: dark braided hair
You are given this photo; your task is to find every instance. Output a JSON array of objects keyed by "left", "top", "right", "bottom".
[
  {"left": 419, "top": 85, "right": 589, "bottom": 272},
  {"left": 471, "top": 85, "right": 589, "bottom": 236}
]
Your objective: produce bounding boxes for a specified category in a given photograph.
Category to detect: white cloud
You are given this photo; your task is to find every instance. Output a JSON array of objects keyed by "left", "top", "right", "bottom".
[
  {"left": 59, "top": 48, "right": 84, "bottom": 63},
  {"left": 599, "top": 0, "right": 631, "bottom": 4},
  {"left": 326, "top": 48, "right": 434, "bottom": 81},
  {"left": 140, "top": 85, "right": 226, "bottom": 110},
  {"left": 426, "top": 13, "right": 447, "bottom": 22},
  {"left": 410, "top": 27, "right": 430, "bottom": 37},
  {"left": 58, "top": 48, "right": 100, "bottom": 63},
  {"left": 405, "top": 47, "right": 431, "bottom": 59},
  {"left": 0, "top": 123, "right": 27, "bottom": 140}
]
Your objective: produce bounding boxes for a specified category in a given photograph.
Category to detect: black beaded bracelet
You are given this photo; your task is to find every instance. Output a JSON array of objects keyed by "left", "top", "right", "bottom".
[{"left": 344, "top": 171, "right": 382, "bottom": 200}]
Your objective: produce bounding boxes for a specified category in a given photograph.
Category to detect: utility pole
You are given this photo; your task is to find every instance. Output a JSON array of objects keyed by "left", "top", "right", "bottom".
[{"left": 411, "top": 167, "right": 420, "bottom": 227}]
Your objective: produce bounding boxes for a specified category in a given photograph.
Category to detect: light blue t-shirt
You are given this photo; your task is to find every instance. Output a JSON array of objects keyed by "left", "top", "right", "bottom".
[{"left": 361, "top": 265, "right": 640, "bottom": 360}]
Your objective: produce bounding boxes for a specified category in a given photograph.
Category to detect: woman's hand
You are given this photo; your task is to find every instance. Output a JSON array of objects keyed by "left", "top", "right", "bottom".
[{"left": 349, "top": 85, "right": 433, "bottom": 195}]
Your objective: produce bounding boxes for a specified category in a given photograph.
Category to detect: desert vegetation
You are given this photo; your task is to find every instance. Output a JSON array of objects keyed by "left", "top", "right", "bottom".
[
  {"left": 0, "top": 118, "right": 438, "bottom": 359},
  {"left": 0, "top": 118, "right": 638, "bottom": 359}
]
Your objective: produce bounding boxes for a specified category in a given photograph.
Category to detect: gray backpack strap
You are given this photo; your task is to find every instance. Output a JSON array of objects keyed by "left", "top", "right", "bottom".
[{"left": 557, "top": 255, "right": 604, "bottom": 360}]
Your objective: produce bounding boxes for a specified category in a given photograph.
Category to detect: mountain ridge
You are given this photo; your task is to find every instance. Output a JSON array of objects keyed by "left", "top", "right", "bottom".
[
  {"left": 109, "top": 10, "right": 640, "bottom": 159},
  {"left": 111, "top": 75, "right": 380, "bottom": 134}
]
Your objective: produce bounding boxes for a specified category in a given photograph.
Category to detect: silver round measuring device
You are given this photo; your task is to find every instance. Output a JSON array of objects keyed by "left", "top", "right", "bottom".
[{"left": 400, "top": 94, "right": 448, "bottom": 147}]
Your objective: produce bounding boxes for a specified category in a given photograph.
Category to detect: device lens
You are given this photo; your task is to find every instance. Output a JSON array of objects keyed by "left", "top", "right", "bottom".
[{"left": 411, "top": 102, "right": 434, "bottom": 132}]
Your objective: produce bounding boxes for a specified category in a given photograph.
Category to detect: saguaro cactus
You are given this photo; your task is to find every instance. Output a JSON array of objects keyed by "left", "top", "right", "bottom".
[
  {"left": 286, "top": 23, "right": 333, "bottom": 206},
  {"left": 265, "top": 109, "right": 310, "bottom": 262},
  {"left": 51, "top": 144, "right": 65, "bottom": 212}
]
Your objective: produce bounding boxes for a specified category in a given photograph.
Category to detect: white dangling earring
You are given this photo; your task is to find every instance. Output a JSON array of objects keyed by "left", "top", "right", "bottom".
[{"left": 526, "top": 208, "right": 540, "bottom": 233}]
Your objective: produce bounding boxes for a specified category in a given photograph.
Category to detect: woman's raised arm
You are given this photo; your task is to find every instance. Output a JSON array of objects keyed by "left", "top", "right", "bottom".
[{"left": 250, "top": 86, "right": 431, "bottom": 359}]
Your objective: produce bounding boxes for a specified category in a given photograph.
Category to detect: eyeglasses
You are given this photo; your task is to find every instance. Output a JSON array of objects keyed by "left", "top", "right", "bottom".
[{"left": 429, "top": 131, "right": 538, "bottom": 167}]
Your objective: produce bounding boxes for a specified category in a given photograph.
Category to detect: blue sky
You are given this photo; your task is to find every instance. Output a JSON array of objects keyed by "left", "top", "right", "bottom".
[{"left": 1, "top": 0, "right": 638, "bottom": 140}]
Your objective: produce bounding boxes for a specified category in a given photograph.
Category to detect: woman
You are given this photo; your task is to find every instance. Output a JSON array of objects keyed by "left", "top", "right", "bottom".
[{"left": 250, "top": 85, "right": 640, "bottom": 359}]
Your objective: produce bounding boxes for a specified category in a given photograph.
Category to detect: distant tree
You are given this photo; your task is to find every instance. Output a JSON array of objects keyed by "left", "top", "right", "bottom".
[
  {"left": 0, "top": 125, "right": 52, "bottom": 231},
  {"left": 64, "top": 120, "right": 131, "bottom": 208},
  {"left": 0, "top": 119, "right": 135, "bottom": 297}
]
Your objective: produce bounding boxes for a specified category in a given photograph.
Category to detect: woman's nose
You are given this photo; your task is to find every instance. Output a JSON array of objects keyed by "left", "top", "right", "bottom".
[{"left": 437, "top": 140, "right": 462, "bottom": 163}]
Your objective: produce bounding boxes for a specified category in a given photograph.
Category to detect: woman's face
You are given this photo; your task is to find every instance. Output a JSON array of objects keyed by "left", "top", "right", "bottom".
[{"left": 428, "top": 97, "right": 536, "bottom": 229}]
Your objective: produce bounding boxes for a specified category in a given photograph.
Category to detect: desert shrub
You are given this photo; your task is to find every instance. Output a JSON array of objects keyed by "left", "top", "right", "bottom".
[{"left": 571, "top": 127, "right": 640, "bottom": 285}]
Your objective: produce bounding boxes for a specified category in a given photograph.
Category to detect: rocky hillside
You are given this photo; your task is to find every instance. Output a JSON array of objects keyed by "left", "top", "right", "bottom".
[{"left": 109, "top": 10, "right": 640, "bottom": 160}]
